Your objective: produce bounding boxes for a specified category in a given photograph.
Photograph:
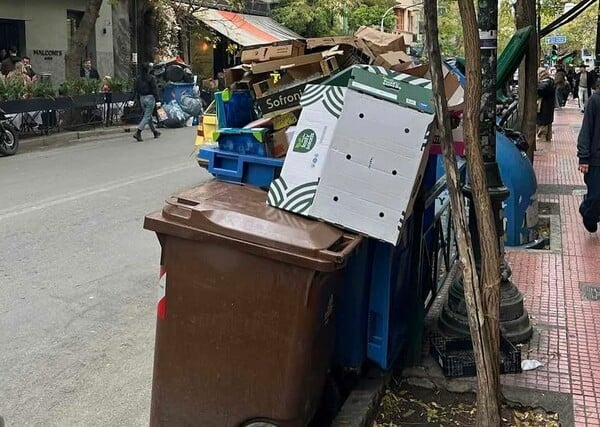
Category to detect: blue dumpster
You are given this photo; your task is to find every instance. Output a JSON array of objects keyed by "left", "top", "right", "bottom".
[
  {"left": 333, "top": 240, "right": 373, "bottom": 369},
  {"left": 333, "top": 155, "right": 439, "bottom": 371},
  {"left": 496, "top": 131, "right": 538, "bottom": 246}
]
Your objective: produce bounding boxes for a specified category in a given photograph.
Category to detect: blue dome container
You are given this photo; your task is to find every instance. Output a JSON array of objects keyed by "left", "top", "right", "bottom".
[{"left": 496, "top": 131, "right": 538, "bottom": 246}]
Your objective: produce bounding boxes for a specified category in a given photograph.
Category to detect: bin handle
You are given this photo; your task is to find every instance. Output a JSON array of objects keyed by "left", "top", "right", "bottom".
[
  {"left": 163, "top": 197, "right": 193, "bottom": 221},
  {"left": 319, "top": 234, "right": 362, "bottom": 263}
]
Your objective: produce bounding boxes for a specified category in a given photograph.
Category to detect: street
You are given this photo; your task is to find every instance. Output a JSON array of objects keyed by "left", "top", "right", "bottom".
[{"left": 0, "top": 127, "right": 209, "bottom": 426}]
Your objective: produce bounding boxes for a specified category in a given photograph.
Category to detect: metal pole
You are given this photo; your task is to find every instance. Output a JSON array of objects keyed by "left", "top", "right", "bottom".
[
  {"left": 380, "top": 5, "right": 396, "bottom": 33},
  {"left": 439, "top": 0, "right": 533, "bottom": 343}
]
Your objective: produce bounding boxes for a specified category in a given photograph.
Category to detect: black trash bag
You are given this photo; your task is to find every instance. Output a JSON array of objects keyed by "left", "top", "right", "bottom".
[
  {"left": 165, "top": 64, "right": 185, "bottom": 82},
  {"left": 183, "top": 68, "right": 194, "bottom": 83},
  {"left": 500, "top": 128, "right": 529, "bottom": 153}
]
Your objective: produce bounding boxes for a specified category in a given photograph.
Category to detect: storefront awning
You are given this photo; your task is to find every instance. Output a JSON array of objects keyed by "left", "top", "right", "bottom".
[{"left": 194, "top": 9, "right": 302, "bottom": 47}]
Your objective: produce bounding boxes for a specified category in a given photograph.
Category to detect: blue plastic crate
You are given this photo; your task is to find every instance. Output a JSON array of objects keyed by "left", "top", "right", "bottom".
[
  {"left": 214, "top": 89, "right": 254, "bottom": 129},
  {"left": 216, "top": 127, "right": 271, "bottom": 157},
  {"left": 162, "top": 82, "right": 195, "bottom": 104},
  {"left": 199, "top": 147, "right": 283, "bottom": 188}
]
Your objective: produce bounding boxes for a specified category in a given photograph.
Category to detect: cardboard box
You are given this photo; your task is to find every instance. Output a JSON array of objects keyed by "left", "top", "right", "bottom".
[
  {"left": 267, "top": 85, "right": 349, "bottom": 215},
  {"left": 374, "top": 51, "right": 412, "bottom": 69},
  {"left": 310, "top": 89, "right": 432, "bottom": 245},
  {"left": 248, "top": 47, "right": 342, "bottom": 74},
  {"left": 401, "top": 64, "right": 464, "bottom": 109},
  {"left": 255, "top": 76, "right": 326, "bottom": 117},
  {"left": 354, "top": 26, "right": 406, "bottom": 57},
  {"left": 241, "top": 42, "right": 305, "bottom": 63},
  {"left": 348, "top": 65, "right": 436, "bottom": 113},
  {"left": 270, "top": 128, "right": 291, "bottom": 158}
]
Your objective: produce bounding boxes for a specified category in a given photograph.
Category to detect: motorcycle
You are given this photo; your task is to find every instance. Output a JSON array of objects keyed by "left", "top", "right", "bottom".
[{"left": 0, "top": 108, "right": 18, "bottom": 156}]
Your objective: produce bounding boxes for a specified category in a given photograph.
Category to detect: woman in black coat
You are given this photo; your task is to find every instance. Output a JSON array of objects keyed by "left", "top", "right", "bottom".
[{"left": 537, "top": 68, "right": 556, "bottom": 142}]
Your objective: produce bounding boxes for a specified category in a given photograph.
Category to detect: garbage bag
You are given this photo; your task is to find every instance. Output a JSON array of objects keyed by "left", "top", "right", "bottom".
[
  {"left": 180, "top": 94, "right": 203, "bottom": 117},
  {"left": 161, "top": 100, "right": 190, "bottom": 127},
  {"left": 166, "top": 64, "right": 185, "bottom": 82}
]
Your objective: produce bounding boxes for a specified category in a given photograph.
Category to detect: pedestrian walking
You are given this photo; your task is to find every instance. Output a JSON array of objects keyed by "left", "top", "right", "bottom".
[
  {"left": 575, "top": 64, "right": 597, "bottom": 112},
  {"left": 577, "top": 81, "right": 600, "bottom": 233},
  {"left": 554, "top": 64, "right": 569, "bottom": 107},
  {"left": 131, "top": 63, "right": 161, "bottom": 142},
  {"left": 537, "top": 68, "right": 556, "bottom": 142}
]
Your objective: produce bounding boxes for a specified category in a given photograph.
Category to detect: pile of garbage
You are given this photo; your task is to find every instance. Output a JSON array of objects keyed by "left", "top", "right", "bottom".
[
  {"left": 199, "top": 26, "right": 465, "bottom": 244},
  {"left": 151, "top": 59, "right": 203, "bottom": 128}
]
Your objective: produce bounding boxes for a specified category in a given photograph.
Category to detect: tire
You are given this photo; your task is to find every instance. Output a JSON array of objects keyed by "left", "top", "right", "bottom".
[{"left": 0, "top": 124, "right": 19, "bottom": 156}]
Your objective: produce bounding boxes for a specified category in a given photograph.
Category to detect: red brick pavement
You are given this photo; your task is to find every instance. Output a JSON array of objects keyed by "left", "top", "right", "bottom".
[{"left": 502, "top": 102, "right": 600, "bottom": 426}]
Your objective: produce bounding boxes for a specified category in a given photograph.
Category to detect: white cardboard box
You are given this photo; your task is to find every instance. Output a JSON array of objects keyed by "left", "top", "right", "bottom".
[
  {"left": 267, "top": 85, "right": 348, "bottom": 215},
  {"left": 310, "top": 89, "right": 432, "bottom": 245}
]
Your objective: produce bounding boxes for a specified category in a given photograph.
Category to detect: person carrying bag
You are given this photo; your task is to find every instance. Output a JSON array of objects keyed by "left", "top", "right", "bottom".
[{"left": 131, "top": 63, "right": 161, "bottom": 142}]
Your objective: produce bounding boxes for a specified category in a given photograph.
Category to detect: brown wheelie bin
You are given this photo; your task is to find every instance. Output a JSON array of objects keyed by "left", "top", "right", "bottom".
[{"left": 143, "top": 180, "right": 360, "bottom": 427}]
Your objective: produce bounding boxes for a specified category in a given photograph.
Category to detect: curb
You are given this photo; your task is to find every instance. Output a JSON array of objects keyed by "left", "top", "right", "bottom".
[
  {"left": 332, "top": 369, "right": 391, "bottom": 427},
  {"left": 19, "top": 126, "right": 134, "bottom": 153}
]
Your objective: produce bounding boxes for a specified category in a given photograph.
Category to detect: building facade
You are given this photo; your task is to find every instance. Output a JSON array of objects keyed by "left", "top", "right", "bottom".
[
  {"left": 394, "top": 0, "right": 422, "bottom": 45},
  {"left": 0, "top": 0, "right": 119, "bottom": 82}
]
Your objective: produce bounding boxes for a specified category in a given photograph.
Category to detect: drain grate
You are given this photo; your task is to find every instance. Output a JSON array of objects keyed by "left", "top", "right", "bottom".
[
  {"left": 537, "top": 184, "right": 586, "bottom": 195},
  {"left": 581, "top": 283, "right": 600, "bottom": 301},
  {"left": 539, "top": 201, "right": 560, "bottom": 215}
]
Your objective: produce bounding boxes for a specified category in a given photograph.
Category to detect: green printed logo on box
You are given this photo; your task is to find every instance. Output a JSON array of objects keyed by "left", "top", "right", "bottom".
[{"left": 293, "top": 129, "right": 317, "bottom": 153}]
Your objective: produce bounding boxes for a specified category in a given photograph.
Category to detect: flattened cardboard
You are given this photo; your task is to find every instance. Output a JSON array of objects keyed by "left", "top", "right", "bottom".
[
  {"left": 310, "top": 89, "right": 432, "bottom": 245},
  {"left": 240, "top": 41, "right": 304, "bottom": 63},
  {"left": 267, "top": 85, "right": 348, "bottom": 215},
  {"left": 305, "top": 36, "right": 357, "bottom": 49}
]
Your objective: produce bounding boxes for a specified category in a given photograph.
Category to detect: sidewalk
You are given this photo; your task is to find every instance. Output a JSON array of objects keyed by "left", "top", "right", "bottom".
[
  {"left": 18, "top": 125, "right": 133, "bottom": 153},
  {"left": 502, "top": 102, "right": 600, "bottom": 426}
]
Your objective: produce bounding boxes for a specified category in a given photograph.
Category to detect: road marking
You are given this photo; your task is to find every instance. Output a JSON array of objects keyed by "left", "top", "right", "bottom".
[{"left": 0, "top": 163, "right": 195, "bottom": 221}]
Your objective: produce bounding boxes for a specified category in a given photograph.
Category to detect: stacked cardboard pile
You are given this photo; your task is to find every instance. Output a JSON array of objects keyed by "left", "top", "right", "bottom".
[
  {"left": 207, "top": 27, "right": 465, "bottom": 244},
  {"left": 211, "top": 27, "right": 428, "bottom": 158}
]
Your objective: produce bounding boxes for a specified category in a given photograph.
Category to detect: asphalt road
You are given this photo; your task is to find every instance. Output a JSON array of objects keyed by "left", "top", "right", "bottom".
[{"left": 0, "top": 128, "right": 210, "bottom": 426}]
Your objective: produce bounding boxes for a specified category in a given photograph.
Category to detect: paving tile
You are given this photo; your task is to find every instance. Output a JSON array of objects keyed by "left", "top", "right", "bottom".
[{"left": 504, "top": 107, "right": 600, "bottom": 425}]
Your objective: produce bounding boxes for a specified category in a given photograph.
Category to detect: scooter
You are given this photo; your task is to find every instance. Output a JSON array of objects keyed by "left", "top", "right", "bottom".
[{"left": 0, "top": 108, "right": 18, "bottom": 156}]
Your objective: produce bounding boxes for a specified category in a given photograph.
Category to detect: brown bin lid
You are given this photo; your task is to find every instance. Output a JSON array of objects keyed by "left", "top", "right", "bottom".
[{"left": 160, "top": 181, "right": 345, "bottom": 258}]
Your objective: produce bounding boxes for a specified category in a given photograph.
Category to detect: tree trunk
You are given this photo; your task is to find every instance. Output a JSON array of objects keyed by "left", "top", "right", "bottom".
[
  {"left": 65, "top": 0, "right": 104, "bottom": 79},
  {"left": 516, "top": 0, "right": 538, "bottom": 163},
  {"left": 458, "top": 0, "right": 503, "bottom": 422},
  {"left": 424, "top": 0, "right": 502, "bottom": 425}
]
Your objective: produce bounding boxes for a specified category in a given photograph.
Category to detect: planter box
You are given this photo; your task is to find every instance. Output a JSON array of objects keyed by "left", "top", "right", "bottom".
[
  {"left": 0, "top": 97, "right": 69, "bottom": 114},
  {"left": 110, "top": 92, "right": 133, "bottom": 103},
  {"left": 70, "top": 94, "right": 104, "bottom": 108}
]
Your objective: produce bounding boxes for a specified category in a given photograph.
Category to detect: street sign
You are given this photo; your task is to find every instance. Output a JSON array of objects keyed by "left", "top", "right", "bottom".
[{"left": 545, "top": 35, "right": 567, "bottom": 44}]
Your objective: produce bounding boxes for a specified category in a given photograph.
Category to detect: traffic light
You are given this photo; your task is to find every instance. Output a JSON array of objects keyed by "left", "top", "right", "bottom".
[{"left": 551, "top": 44, "right": 558, "bottom": 61}]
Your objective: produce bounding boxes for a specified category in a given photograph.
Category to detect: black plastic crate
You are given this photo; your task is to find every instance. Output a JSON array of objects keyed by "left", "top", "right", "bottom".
[{"left": 430, "top": 333, "right": 522, "bottom": 378}]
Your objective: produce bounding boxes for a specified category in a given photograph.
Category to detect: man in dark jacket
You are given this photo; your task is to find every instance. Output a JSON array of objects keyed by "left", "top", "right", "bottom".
[
  {"left": 80, "top": 58, "right": 100, "bottom": 80},
  {"left": 575, "top": 64, "right": 597, "bottom": 112},
  {"left": 1, "top": 46, "right": 21, "bottom": 77},
  {"left": 577, "top": 82, "right": 600, "bottom": 232}
]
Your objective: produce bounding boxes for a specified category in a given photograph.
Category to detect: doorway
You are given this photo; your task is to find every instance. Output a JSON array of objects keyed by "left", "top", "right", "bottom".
[{"left": 0, "top": 19, "right": 26, "bottom": 56}]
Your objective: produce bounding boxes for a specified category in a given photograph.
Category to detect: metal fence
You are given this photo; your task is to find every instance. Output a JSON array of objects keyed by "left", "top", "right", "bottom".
[{"left": 0, "top": 92, "right": 133, "bottom": 136}]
